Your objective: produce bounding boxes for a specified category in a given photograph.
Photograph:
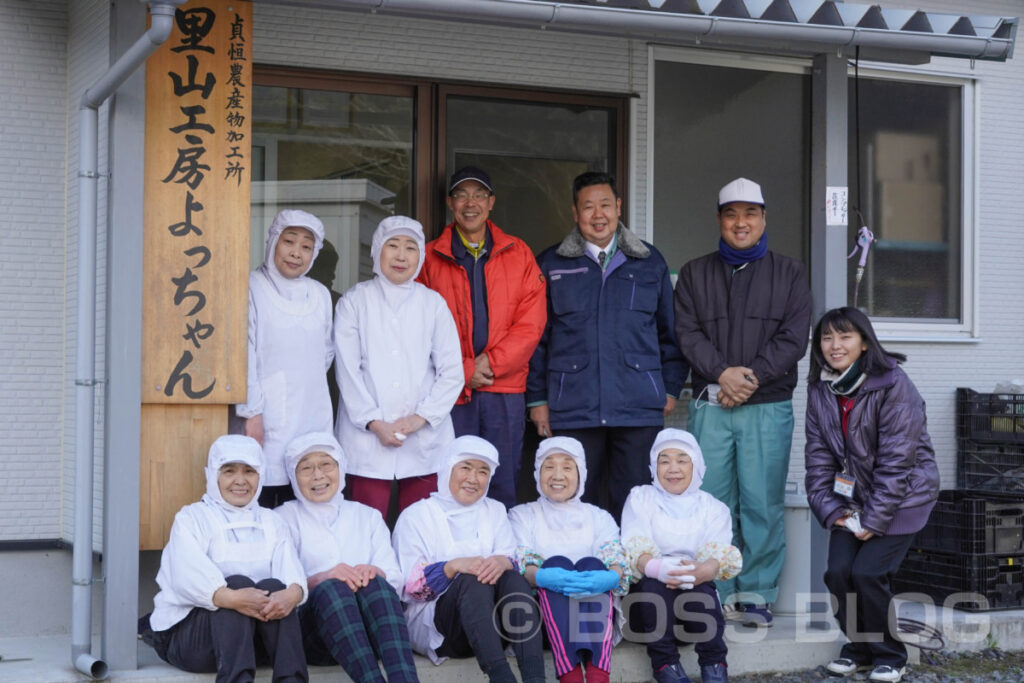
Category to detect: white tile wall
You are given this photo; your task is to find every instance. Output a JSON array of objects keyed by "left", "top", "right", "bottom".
[{"left": 0, "top": 0, "right": 68, "bottom": 540}]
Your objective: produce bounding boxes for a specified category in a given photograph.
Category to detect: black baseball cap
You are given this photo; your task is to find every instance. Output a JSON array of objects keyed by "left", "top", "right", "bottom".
[{"left": 448, "top": 166, "right": 493, "bottom": 194}]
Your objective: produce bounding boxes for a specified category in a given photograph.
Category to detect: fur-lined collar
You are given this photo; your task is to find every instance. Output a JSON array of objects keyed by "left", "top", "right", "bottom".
[{"left": 556, "top": 223, "right": 651, "bottom": 260}]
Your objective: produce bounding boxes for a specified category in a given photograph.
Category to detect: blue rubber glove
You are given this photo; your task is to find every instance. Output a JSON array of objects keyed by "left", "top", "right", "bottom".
[
  {"left": 567, "top": 569, "right": 620, "bottom": 596},
  {"left": 534, "top": 567, "right": 587, "bottom": 594}
]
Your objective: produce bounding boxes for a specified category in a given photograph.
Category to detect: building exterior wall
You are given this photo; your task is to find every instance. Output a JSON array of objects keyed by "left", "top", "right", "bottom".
[
  {"left": 0, "top": 0, "right": 69, "bottom": 541},
  {"left": 0, "top": 0, "right": 1020, "bottom": 547}
]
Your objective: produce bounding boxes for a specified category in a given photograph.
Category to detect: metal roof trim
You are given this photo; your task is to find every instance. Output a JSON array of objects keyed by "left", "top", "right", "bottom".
[{"left": 275, "top": 0, "right": 1017, "bottom": 61}]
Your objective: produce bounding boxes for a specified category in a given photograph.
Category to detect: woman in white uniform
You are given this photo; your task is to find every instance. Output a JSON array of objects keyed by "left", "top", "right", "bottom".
[
  {"left": 276, "top": 432, "right": 419, "bottom": 682},
  {"left": 142, "top": 435, "right": 308, "bottom": 682},
  {"left": 391, "top": 435, "right": 545, "bottom": 683},
  {"left": 236, "top": 209, "right": 335, "bottom": 507},
  {"left": 508, "top": 436, "right": 630, "bottom": 683},
  {"left": 621, "top": 428, "right": 742, "bottom": 683},
  {"left": 333, "top": 215, "right": 462, "bottom": 518}
]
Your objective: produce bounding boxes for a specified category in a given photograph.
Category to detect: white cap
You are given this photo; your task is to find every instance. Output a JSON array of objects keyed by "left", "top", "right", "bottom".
[{"left": 718, "top": 177, "right": 765, "bottom": 209}]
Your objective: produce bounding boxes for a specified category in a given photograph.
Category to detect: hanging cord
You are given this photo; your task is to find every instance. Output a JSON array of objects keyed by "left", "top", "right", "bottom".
[{"left": 848, "top": 46, "right": 875, "bottom": 308}]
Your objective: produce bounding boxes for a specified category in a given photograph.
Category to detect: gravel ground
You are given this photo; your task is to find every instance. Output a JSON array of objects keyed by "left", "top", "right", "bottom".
[{"left": 727, "top": 649, "right": 1024, "bottom": 682}]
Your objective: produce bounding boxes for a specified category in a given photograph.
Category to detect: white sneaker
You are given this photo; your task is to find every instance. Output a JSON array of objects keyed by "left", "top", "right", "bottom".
[
  {"left": 868, "top": 665, "right": 906, "bottom": 682},
  {"left": 721, "top": 604, "right": 743, "bottom": 622},
  {"left": 825, "top": 658, "right": 872, "bottom": 676}
]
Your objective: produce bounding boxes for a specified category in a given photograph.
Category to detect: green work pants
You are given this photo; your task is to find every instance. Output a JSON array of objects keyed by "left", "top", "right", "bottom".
[{"left": 688, "top": 399, "right": 793, "bottom": 605}]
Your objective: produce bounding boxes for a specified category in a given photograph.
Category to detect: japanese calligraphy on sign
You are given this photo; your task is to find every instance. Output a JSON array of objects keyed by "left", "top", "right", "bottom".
[{"left": 143, "top": 0, "right": 251, "bottom": 404}]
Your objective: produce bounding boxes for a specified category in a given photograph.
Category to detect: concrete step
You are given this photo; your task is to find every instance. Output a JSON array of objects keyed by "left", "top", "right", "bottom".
[{"left": 2, "top": 604, "right": 1022, "bottom": 683}]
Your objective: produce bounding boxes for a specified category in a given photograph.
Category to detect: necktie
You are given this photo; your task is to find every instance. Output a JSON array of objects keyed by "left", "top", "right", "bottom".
[{"left": 598, "top": 250, "right": 606, "bottom": 268}]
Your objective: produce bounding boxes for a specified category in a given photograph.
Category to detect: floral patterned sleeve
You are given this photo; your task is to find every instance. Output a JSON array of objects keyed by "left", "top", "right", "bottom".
[
  {"left": 623, "top": 536, "right": 661, "bottom": 583},
  {"left": 514, "top": 545, "right": 545, "bottom": 576},
  {"left": 404, "top": 561, "right": 452, "bottom": 601},
  {"left": 596, "top": 539, "right": 632, "bottom": 595},
  {"left": 696, "top": 541, "right": 743, "bottom": 580}
]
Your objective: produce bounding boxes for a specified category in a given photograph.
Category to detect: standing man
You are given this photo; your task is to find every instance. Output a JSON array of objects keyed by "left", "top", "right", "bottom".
[
  {"left": 674, "top": 177, "right": 811, "bottom": 626},
  {"left": 419, "top": 166, "right": 547, "bottom": 508},
  {"left": 527, "top": 171, "right": 687, "bottom": 522}
]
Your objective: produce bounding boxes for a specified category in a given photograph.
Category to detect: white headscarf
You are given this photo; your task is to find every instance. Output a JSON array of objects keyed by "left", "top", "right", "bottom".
[
  {"left": 371, "top": 215, "right": 426, "bottom": 307},
  {"left": 649, "top": 428, "right": 707, "bottom": 520},
  {"left": 261, "top": 209, "right": 326, "bottom": 301},
  {"left": 201, "top": 435, "right": 264, "bottom": 519},
  {"left": 533, "top": 436, "right": 588, "bottom": 530},
  {"left": 284, "top": 432, "right": 346, "bottom": 525},
  {"left": 431, "top": 435, "right": 499, "bottom": 543}
]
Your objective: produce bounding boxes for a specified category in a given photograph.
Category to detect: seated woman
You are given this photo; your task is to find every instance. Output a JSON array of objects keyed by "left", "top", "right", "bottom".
[
  {"left": 392, "top": 435, "right": 546, "bottom": 683},
  {"left": 276, "top": 432, "right": 419, "bottom": 683},
  {"left": 143, "top": 435, "right": 307, "bottom": 683},
  {"left": 621, "top": 429, "right": 742, "bottom": 683},
  {"left": 508, "top": 436, "right": 630, "bottom": 683}
]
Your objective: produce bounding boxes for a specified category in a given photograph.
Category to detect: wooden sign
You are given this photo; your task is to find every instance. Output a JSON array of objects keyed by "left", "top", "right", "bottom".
[{"left": 142, "top": 0, "right": 251, "bottom": 404}]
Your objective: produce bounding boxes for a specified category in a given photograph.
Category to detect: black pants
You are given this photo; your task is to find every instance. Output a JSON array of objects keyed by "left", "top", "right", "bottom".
[
  {"left": 556, "top": 425, "right": 662, "bottom": 523},
  {"left": 824, "top": 529, "right": 916, "bottom": 668},
  {"left": 434, "top": 570, "right": 545, "bottom": 682},
  {"left": 154, "top": 575, "right": 307, "bottom": 683},
  {"left": 628, "top": 578, "right": 727, "bottom": 671}
]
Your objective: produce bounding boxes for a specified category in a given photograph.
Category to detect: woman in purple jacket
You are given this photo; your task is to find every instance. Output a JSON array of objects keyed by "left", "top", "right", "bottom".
[{"left": 804, "top": 307, "right": 938, "bottom": 683}]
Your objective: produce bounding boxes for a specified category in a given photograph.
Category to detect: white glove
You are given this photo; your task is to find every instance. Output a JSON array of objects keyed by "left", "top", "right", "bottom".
[{"left": 656, "top": 557, "right": 696, "bottom": 588}]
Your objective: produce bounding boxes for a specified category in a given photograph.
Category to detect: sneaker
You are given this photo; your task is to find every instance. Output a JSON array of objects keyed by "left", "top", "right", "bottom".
[
  {"left": 700, "top": 662, "right": 729, "bottom": 683},
  {"left": 721, "top": 603, "right": 744, "bottom": 622},
  {"left": 737, "top": 603, "right": 774, "bottom": 628},
  {"left": 653, "top": 662, "right": 693, "bottom": 683},
  {"left": 825, "top": 658, "right": 872, "bottom": 676},
  {"left": 868, "top": 665, "right": 906, "bottom": 682}
]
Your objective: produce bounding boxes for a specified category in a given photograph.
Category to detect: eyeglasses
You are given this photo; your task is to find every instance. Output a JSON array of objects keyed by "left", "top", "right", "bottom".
[
  {"left": 296, "top": 461, "right": 338, "bottom": 477},
  {"left": 450, "top": 190, "right": 492, "bottom": 202}
]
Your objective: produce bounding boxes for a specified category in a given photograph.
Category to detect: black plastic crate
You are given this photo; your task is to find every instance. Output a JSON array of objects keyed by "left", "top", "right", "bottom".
[
  {"left": 957, "top": 388, "right": 1024, "bottom": 444},
  {"left": 894, "top": 548, "right": 1024, "bottom": 611},
  {"left": 957, "top": 440, "right": 1024, "bottom": 494},
  {"left": 913, "top": 490, "right": 1024, "bottom": 555}
]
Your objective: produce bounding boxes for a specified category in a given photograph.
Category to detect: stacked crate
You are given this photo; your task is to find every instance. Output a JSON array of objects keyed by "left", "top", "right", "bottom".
[{"left": 893, "top": 388, "right": 1024, "bottom": 611}]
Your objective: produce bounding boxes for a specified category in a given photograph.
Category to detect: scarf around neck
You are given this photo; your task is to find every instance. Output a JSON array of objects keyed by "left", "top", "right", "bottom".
[
  {"left": 718, "top": 233, "right": 768, "bottom": 266},
  {"left": 822, "top": 358, "right": 867, "bottom": 396}
]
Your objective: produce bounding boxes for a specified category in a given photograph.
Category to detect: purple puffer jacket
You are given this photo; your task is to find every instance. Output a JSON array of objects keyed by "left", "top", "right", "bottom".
[{"left": 804, "top": 365, "right": 939, "bottom": 536}]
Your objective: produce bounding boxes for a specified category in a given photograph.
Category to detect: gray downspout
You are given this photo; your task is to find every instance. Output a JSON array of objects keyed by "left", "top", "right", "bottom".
[{"left": 73, "top": 1, "right": 182, "bottom": 678}]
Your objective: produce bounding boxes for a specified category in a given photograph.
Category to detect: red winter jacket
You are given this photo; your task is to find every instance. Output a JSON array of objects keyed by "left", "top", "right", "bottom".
[{"left": 418, "top": 222, "right": 546, "bottom": 404}]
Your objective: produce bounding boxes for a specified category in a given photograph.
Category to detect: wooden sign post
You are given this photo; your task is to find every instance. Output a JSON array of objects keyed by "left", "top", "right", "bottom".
[{"left": 141, "top": 0, "right": 252, "bottom": 548}]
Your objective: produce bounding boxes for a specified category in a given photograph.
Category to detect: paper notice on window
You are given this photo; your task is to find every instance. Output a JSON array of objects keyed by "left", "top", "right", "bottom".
[{"left": 826, "top": 187, "right": 848, "bottom": 226}]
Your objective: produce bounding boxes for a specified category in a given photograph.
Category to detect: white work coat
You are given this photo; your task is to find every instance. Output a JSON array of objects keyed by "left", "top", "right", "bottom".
[
  {"left": 149, "top": 501, "right": 307, "bottom": 632},
  {"left": 391, "top": 495, "right": 516, "bottom": 664},
  {"left": 237, "top": 270, "right": 334, "bottom": 485},
  {"left": 333, "top": 278, "right": 462, "bottom": 479},
  {"left": 277, "top": 498, "right": 404, "bottom": 595}
]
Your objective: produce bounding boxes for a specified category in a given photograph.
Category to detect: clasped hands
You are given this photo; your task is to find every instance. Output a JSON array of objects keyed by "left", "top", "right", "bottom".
[
  {"left": 212, "top": 582, "right": 303, "bottom": 622},
  {"left": 444, "top": 555, "right": 513, "bottom": 585},
  {"left": 368, "top": 414, "right": 427, "bottom": 447},
  {"left": 716, "top": 367, "right": 758, "bottom": 408},
  {"left": 309, "top": 562, "right": 383, "bottom": 591},
  {"left": 534, "top": 567, "right": 620, "bottom": 598}
]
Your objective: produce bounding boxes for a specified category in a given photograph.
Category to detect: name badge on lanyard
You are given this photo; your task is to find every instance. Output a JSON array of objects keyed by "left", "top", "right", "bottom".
[{"left": 833, "top": 473, "right": 855, "bottom": 498}]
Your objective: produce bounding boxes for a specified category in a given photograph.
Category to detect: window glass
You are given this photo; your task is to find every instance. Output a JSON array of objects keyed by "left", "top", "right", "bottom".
[
  {"left": 652, "top": 59, "right": 810, "bottom": 275},
  {"left": 847, "top": 77, "right": 962, "bottom": 321},
  {"left": 445, "top": 95, "right": 617, "bottom": 253},
  {"left": 251, "top": 84, "right": 413, "bottom": 293}
]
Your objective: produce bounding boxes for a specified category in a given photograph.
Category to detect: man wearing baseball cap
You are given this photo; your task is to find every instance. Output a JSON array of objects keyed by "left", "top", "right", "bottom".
[
  {"left": 673, "top": 177, "right": 811, "bottom": 627},
  {"left": 418, "top": 166, "right": 547, "bottom": 508}
]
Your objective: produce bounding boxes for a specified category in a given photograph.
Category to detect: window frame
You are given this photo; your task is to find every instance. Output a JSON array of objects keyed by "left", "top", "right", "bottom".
[
  {"left": 848, "top": 64, "right": 978, "bottom": 341},
  {"left": 254, "top": 65, "right": 629, "bottom": 241}
]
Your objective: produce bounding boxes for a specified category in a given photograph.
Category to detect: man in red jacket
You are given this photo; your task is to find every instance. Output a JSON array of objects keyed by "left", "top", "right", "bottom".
[{"left": 418, "top": 166, "right": 547, "bottom": 508}]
